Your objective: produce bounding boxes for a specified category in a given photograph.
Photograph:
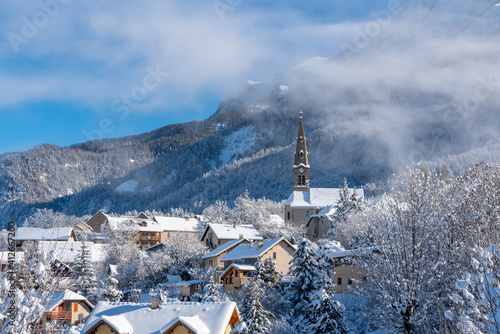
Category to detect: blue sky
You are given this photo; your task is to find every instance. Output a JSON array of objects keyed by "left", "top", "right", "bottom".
[{"left": 0, "top": 0, "right": 393, "bottom": 154}]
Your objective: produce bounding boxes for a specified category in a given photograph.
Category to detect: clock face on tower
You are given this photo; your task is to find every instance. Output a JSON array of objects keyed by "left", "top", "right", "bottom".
[{"left": 299, "top": 168, "right": 304, "bottom": 173}]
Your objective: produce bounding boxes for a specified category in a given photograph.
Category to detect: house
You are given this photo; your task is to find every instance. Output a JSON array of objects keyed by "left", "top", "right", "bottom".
[
  {"left": 35, "top": 290, "right": 94, "bottom": 332},
  {"left": 284, "top": 112, "right": 363, "bottom": 226},
  {"left": 13, "top": 227, "right": 77, "bottom": 251},
  {"left": 72, "top": 221, "right": 93, "bottom": 233},
  {"left": 219, "top": 237, "right": 296, "bottom": 292},
  {"left": 81, "top": 298, "right": 241, "bottom": 334},
  {"left": 220, "top": 264, "right": 257, "bottom": 293},
  {"left": 326, "top": 248, "right": 378, "bottom": 293},
  {"left": 0, "top": 251, "right": 23, "bottom": 272},
  {"left": 86, "top": 211, "right": 201, "bottom": 249},
  {"left": 37, "top": 241, "right": 106, "bottom": 264},
  {"left": 176, "top": 280, "right": 207, "bottom": 299},
  {"left": 200, "top": 223, "right": 262, "bottom": 251},
  {"left": 202, "top": 238, "right": 250, "bottom": 282}
]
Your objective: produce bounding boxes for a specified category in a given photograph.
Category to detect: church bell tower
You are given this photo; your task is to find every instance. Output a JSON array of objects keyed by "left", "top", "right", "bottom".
[{"left": 293, "top": 111, "right": 310, "bottom": 191}]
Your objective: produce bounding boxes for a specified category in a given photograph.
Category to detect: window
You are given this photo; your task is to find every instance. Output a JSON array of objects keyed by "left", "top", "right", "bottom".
[
  {"left": 337, "top": 277, "right": 342, "bottom": 285},
  {"left": 208, "top": 260, "right": 213, "bottom": 267},
  {"left": 287, "top": 212, "right": 290, "bottom": 221},
  {"left": 298, "top": 175, "right": 302, "bottom": 185},
  {"left": 302, "top": 175, "right": 306, "bottom": 185},
  {"left": 273, "top": 252, "right": 276, "bottom": 259},
  {"left": 299, "top": 136, "right": 304, "bottom": 143},
  {"left": 167, "top": 232, "right": 171, "bottom": 238},
  {"left": 306, "top": 210, "right": 310, "bottom": 217},
  {"left": 299, "top": 151, "right": 304, "bottom": 159},
  {"left": 348, "top": 278, "right": 353, "bottom": 285},
  {"left": 73, "top": 303, "right": 78, "bottom": 312}
]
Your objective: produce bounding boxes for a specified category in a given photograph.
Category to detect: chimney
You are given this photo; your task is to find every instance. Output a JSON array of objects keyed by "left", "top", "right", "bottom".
[
  {"left": 239, "top": 234, "right": 244, "bottom": 239},
  {"left": 149, "top": 290, "right": 160, "bottom": 309},
  {"left": 257, "top": 240, "right": 264, "bottom": 249}
]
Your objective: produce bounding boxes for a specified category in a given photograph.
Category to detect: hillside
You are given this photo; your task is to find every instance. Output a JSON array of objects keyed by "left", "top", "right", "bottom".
[{"left": 1, "top": 0, "right": 500, "bottom": 225}]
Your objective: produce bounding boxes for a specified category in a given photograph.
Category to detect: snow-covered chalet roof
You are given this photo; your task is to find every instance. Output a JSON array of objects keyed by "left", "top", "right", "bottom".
[
  {"left": 201, "top": 224, "right": 263, "bottom": 242},
  {"left": 82, "top": 301, "right": 239, "bottom": 334},
  {"left": 220, "top": 264, "right": 256, "bottom": 279},
  {"left": 13, "top": 227, "right": 74, "bottom": 241},
  {"left": 284, "top": 188, "right": 364, "bottom": 208},
  {"left": 139, "top": 216, "right": 200, "bottom": 233},
  {"left": 44, "top": 289, "right": 93, "bottom": 312},
  {"left": 176, "top": 280, "right": 207, "bottom": 287},
  {"left": 37, "top": 241, "right": 106, "bottom": 263},
  {"left": 220, "top": 237, "right": 295, "bottom": 262},
  {"left": 201, "top": 239, "right": 249, "bottom": 259}
]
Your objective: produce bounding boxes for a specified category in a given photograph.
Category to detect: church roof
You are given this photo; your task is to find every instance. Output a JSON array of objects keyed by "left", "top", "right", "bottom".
[{"left": 284, "top": 188, "right": 364, "bottom": 208}]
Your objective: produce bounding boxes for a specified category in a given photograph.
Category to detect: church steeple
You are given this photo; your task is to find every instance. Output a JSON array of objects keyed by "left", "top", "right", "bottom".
[{"left": 293, "top": 111, "right": 310, "bottom": 191}]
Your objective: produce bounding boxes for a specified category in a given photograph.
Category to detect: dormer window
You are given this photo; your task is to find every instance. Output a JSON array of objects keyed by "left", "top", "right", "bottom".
[{"left": 299, "top": 136, "right": 304, "bottom": 143}]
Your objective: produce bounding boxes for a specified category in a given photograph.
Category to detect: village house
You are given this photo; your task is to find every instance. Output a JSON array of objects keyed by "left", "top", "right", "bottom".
[
  {"left": 13, "top": 227, "right": 77, "bottom": 251},
  {"left": 326, "top": 248, "right": 379, "bottom": 293},
  {"left": 284, "top": 112, "right": 362, "bottom": 227},
  {"left": 200, "top": 223, "right": 262, "bottom": 251},
  {"left": 202, "top": 238, "right": 250, "bottom": 282},
  {"left": 35, "top": 290, "right": 94, "bottom": 333},
  {"left": 219, "top": 237, "right": 296, "bottom": 292},
  {"left": 86, "top": 211, "right": 202, "bottom": 249},
  {"left": 81, "top": 297, "right": 241, "bottom": 334}
]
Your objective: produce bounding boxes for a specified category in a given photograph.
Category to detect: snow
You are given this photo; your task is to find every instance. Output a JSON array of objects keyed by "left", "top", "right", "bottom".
[
  {"left": 44, "top": 290, "right": 92, "bottom": 312},
  {"left": 221, "top": 264, "right": 256, "bottom": 279},
  {"left": 291, "top": 56, "right": 329, "bottom": 70},
  {"left": 284, "top": 188, "right": 364, "bottom": 208},
  {"left": 82, "top": 301, "right": 238, "bottom": 334},
  {"left": 149, "top": 216, "right": 200, "bottom": 232},
  {"left": 176, "top": 280, "right": 207, "bottom": 288},
  {"left": 37, "top": 241, "right": 106, "bottom": 263},
  {"left": 220, "top": 238, "right": 295, "bottom": 262},
  {"left": 14, "top": 227, "right": 74, "bottom": 241},
  {"left": 202, "top": 238, "right": 249, "bottom": 259},
  {"left": 114, "top": 179, "right": 139, "bottom": 193},
  {"left": 203, "top": 223, "right": 263, "bottom": 241},
  {"left": 219, "top": 126, "right": 257, "bottom": 166}
]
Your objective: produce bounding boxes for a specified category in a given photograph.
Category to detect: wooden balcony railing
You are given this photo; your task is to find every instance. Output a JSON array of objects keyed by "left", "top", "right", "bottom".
[{"left": 48, "top": 311, "right": 72, "bottom": 320}]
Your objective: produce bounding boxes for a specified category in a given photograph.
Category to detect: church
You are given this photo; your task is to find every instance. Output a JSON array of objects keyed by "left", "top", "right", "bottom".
[{"left": 284, "top": 112, "right": 363, "bottom": 227}]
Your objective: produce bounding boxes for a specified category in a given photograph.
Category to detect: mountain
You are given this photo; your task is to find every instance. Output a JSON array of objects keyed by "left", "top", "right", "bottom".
[{"left": 2, "top": 0, "right": 500, "bottom": 225}]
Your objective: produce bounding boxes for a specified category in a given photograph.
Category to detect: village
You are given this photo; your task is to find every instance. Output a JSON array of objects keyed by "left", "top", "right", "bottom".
[{"left": 0, "top": 114, "right": 368, "bottom": 334}]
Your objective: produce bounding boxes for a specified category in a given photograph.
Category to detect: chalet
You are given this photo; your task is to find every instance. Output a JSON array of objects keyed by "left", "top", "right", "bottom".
[
  {"left": 13, "top": 227, "right": 77, "bottom": 251},
  {"left": 284, "top": 112, "right": 363, "bottom": 226},
  {"left": 81, "top": 299, "right": 241, "bottom": 334},
  {"left": 326, "top": 248, "right": 378, "bottom": 293},
  {"left": 86, "top": 211, "right": 201, "bottom": 249},
  {"left": 72, "top": 221, "right": 93, "bottom": 233},
  {"left": 220, "top": 237, "right": 296, "bottom": 292},
  {"left": 176, "top": 280, "right": 207, "bottom": 299},
  {"left": 202, "top": 238, "right": 250, "bottom": 282},
  {"left": 220, "top": 264, "right": 257, "bottom": 293},
  {"left": 35, "top": 290, "right": 94, "bottom": 332},
  {"left": 37, "top": 241, "right": 106, "bottom": 264},
  {"left": 200, "top": 223, "right": 262, "bottom": 251}
]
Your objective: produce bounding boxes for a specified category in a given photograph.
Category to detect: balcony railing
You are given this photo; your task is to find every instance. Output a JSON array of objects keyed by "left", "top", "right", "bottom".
[{"left": 48, "top": 311, "right": 72, "bottom": 320}]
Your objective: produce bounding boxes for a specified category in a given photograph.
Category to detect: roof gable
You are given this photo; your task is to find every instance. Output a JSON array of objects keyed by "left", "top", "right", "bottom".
[
  {"left": 285, "top": 188, "right": 364, "bottom": 208},
  {"left": 220, "top": 238, "right": 295, "bottom": 262},
  {"left": 202, "top": 224, "right": 262, "bottom": 242},
  {"left": 201, "top": 239, "right": 250, "bottom": 259}
]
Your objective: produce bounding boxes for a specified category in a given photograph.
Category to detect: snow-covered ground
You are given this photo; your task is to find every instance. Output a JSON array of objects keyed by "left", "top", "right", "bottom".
[{"left": 219, "top": 126, "right": 257, "bottom": 166}]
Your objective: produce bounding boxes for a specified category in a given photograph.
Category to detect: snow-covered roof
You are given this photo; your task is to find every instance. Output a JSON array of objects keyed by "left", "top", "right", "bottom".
[
  {"left": 44, "top": 290, "right": 93, "bottom": 312},
  {"left": 220, "top": 238, "right": 295, "bottom": 262},
  {"left": 14, "top": 227, "right": 74, "bottom": 241},
  {"left": 167, "top": 275, "right": 182, "bottom": 283},
  {"left": 82, "top": 301, "right": 238, "bottom": 334},
  {"left": 138, "top": 216, "right": 200, "bottom": 232},
  {"left": 176, "top": 280, "right": 207, "bottom": 287},
  {"left": 202, "top": 224, "right": 263, "bottom": 242},
  {"left": 37, "top": 241, "right": 106, "bottom": 263},
  {"left": 220, "top": 264, "right": 256, "bottom": 279},
  {"left": 202, "top": 239, "right": 249, "bottom": 259},
  {"left": 284, "top": 188, "right": 364, "bottom": 208},
  {"left": 72, "top": 221, "right": 94, "bottom": 231},
  {"left": 326, "top": 247, "right": 379, "bottom": 259}
]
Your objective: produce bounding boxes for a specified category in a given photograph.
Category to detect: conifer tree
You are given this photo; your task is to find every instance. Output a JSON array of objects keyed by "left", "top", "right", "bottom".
[
  {"left": 240, "top": 278, "right": 273, "bottom": 334},
  {"left": 202, "top": 276, "right": 223, "bottom": 302},
  {"left": 254, "top": 258, "right": 280, "bottom": 288},
  {"left": 72, "top": 242, "right": 96, "bottom": 298},
  {"left": 101, "top": 276, "right": 123, "bottom": 302}
]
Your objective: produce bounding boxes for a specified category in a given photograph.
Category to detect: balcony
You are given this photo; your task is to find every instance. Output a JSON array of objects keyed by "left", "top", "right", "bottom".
[{"left": 47, "top": 311, "right": 72, "bottom": 320}]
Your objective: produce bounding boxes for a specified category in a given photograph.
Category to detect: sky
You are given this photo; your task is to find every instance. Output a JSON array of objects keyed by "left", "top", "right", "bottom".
[{"left": 0, "top": 0, "right": 397, "bottom": 154}]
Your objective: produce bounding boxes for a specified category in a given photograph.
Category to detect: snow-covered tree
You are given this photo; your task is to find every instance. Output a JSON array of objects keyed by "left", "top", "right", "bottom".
[
  {"left": 240, "top": 278, "right": 273, "bottom": 334},
  {"left": 202, "top": 276, "right": 224, "bottom": 302},
  {"left": 447, "top": 245, "right": 500, "bottom": 333},
  {"left": 101, "top": 276, "right": 123, "bottom": 302},
  {"left": 254, "top": 258, "right": 280, "bottom": 288},
  {"left": 305, "top": 288, "right": 348, "bottom": 334},
  {"left": 72, "top": 242, "right": 96, "bottom": 298},
  {"left": 285, "top": 238, "right": 320, "bottom": 331}
]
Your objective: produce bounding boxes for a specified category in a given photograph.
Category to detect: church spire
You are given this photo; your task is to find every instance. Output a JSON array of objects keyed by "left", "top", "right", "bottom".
[{"left": 293, "top": 111, "right": 310, "bottom": 191}]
